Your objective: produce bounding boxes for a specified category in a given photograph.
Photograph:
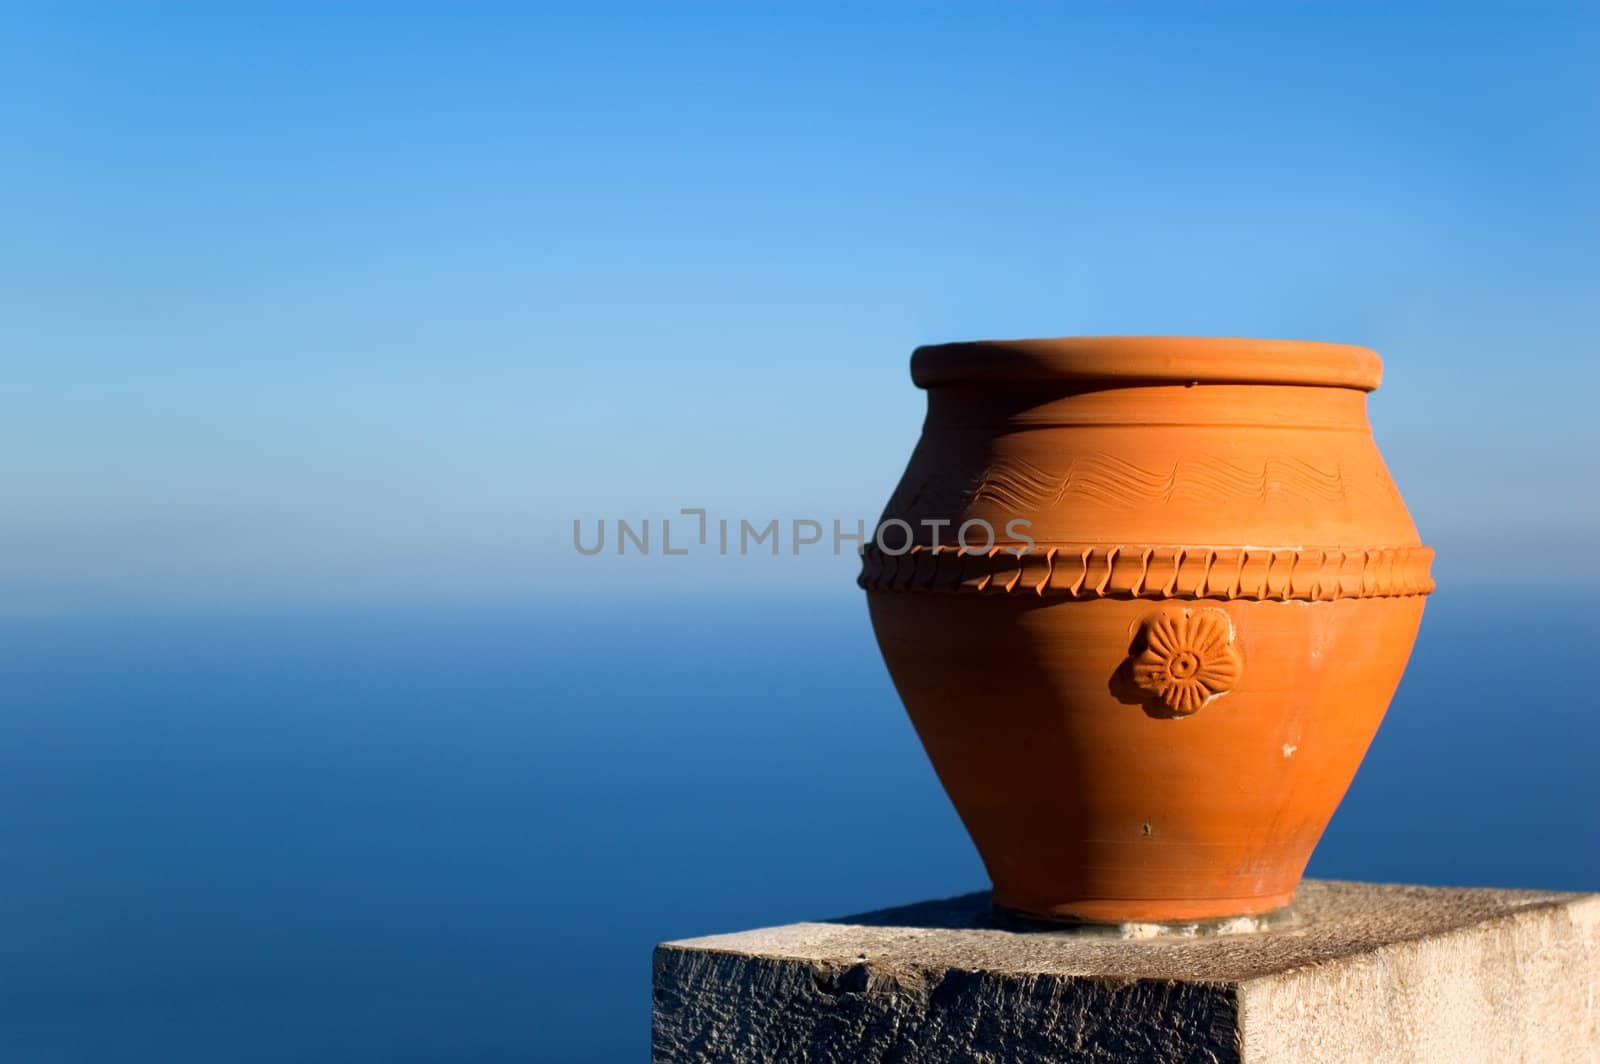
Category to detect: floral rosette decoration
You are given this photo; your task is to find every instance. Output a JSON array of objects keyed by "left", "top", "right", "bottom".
[{"left": 1131, "top": 608, "right": 1243, "bottom": 716}]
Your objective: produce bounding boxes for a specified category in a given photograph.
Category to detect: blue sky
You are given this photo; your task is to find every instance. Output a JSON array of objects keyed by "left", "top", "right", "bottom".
[{"left": 2, "top": 3, "right": 1596, "bottom": 613}]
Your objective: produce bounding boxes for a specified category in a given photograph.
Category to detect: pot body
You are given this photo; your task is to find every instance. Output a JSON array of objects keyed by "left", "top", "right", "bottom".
[{"left": 863, "top": 338, "right": 1433, "bottom": 923}]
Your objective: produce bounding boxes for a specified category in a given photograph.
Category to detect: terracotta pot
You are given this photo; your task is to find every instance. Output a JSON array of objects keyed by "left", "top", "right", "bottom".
[{"left": 861, "top": 337, "right": 1433, "bottom": 924}]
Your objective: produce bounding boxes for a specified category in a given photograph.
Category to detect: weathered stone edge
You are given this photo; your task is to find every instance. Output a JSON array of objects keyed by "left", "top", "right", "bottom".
[{"left": 652, "top": 944, "right": 1244, "bottom": 1064}]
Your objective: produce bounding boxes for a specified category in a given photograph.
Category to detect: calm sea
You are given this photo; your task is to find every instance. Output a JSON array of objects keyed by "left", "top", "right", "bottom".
[{"left": 0, "top": 591, "right": 1595, "bottom": 1061}]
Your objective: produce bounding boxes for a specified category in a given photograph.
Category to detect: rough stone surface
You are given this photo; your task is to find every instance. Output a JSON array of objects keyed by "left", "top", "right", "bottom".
[{"left": 652, "top": 879, "right": 1600, "bottom": 1063}]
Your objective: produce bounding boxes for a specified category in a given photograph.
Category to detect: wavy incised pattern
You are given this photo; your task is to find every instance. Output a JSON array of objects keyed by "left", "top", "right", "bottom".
[
  {"left": 858, "top": 544, "right": 1435, "bottom": 601},
  {"left": 965, "top": 454, "right": 1349, "bottom": 511}
]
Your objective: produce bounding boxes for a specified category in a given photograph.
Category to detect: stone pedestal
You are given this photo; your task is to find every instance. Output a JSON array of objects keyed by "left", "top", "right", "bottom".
[{"left": 653, "top": 879, "right": 1599, "bottom": 1063}]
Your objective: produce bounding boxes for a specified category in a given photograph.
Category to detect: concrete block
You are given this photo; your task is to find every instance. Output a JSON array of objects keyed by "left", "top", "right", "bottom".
[{"left": 653, "top": 879, "right": 1599, "bottom": 1062}]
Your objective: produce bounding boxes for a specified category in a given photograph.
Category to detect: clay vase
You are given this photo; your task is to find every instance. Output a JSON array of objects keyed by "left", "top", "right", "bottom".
[{"left": 862, "top": 337, "right": 1433, "bottom": 924}]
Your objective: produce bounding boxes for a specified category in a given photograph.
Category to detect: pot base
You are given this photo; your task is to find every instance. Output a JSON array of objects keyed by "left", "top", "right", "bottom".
[{"left": 991, "top": 891, "right": 1299, "bottom": 933}]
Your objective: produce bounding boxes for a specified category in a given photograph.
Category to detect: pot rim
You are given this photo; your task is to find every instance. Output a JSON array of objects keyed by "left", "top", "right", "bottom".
[{"left": 911, "top": 336, "right": 1383, "bottom": 392}]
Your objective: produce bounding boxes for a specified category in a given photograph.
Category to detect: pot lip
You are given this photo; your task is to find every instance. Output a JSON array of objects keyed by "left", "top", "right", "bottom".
[{"left": 911, "top": 336, "right": 1383, "bottom": 392}]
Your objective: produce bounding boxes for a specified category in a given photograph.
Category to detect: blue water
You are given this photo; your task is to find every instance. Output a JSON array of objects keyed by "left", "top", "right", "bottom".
[{"left": 0, "top": 592, "right": 1595, "bottom": 1061}]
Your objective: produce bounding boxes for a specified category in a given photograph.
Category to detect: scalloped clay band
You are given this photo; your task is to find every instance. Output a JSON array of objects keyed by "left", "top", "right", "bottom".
[{"left": 858, "top": 543, "right": 1436, "bottom": 601}]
